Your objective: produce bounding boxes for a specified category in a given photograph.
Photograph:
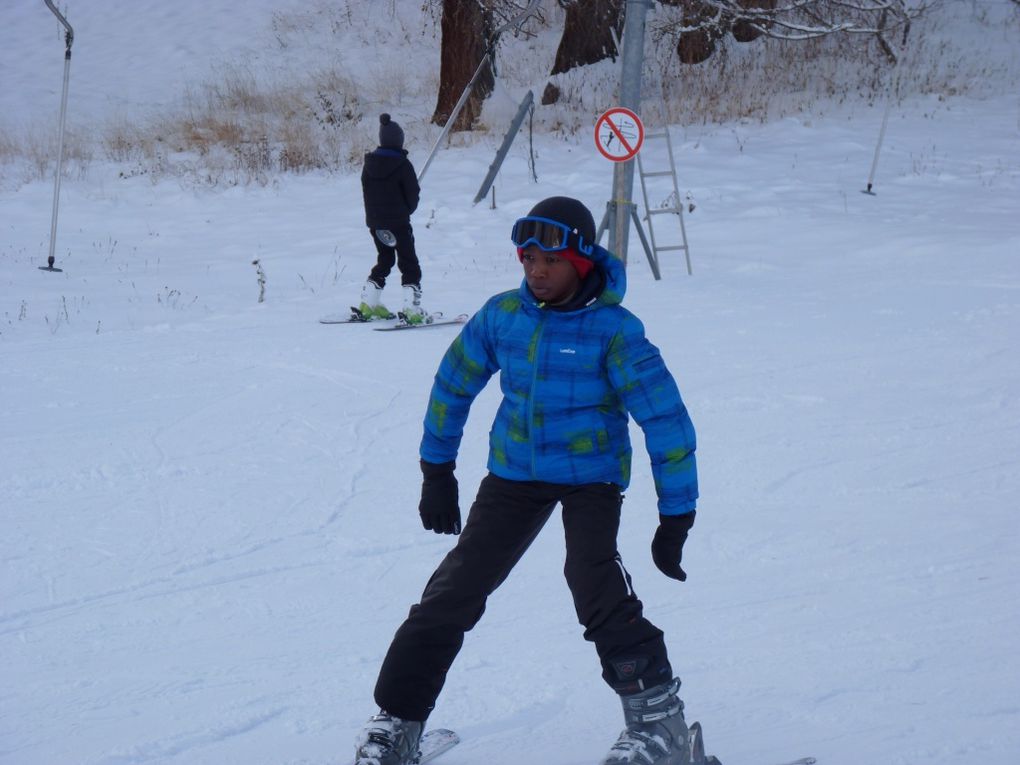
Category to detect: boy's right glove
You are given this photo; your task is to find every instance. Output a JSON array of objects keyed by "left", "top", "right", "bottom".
[
  {"left": 419, "top": 459, "right": 461, "bottom": 535},
  {"left": 651, "top": 511, "right": 696, "bottom": 581}
]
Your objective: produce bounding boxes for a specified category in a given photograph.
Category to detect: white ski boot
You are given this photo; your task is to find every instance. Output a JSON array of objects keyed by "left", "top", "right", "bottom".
[
  {"left": 399, "top": 283, "right": 428, "bottom": 325},
  {"left": 354, "top": 710, "right": 423, "bottom": 765},
  {"left": 354, "top": 279, "right": 395, "bottom": 321},
  {"left": 601, "top": 678, "right": 696, "bottom": 765}
]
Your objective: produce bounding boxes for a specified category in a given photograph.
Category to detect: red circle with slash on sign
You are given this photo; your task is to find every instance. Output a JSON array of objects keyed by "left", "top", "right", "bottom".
[{"left": 594, "top": 107, "right": 644, "bottom": 162}]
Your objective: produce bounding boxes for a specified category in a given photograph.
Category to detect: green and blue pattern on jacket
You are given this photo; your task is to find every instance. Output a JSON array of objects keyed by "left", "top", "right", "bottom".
[{"left": 421, "top": 242, "right": 697, "bottom": 516}]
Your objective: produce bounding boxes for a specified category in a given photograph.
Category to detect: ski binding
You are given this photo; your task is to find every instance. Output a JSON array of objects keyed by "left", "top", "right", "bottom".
[
  {"left": 319, "top": 306, "right": 397, "bottom": 325},
  {"left": 374, "top": 312, "right": 469, "bottom": 331}
]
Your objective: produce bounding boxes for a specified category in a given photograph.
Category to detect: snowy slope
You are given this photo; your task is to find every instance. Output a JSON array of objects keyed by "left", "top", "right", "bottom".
[
  {"left": 2, "top": 3, "right": 1020, "bottom": 765},
  {"left": 0, "top": 1, "right": 317, "bottom": 122}
]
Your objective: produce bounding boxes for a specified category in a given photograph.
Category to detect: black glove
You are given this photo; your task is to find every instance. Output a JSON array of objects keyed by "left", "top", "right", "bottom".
[
  {"left": 419, "top": 460, "right": 461, "bottom": 535},
  {"left": 651, "top": 511, "right": 696, "bottom": 581}
]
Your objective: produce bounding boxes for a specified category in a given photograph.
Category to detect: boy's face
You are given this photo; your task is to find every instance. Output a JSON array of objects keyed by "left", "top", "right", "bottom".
[{"left": 521, "top": 245, "right": 580, "bottom": 305}]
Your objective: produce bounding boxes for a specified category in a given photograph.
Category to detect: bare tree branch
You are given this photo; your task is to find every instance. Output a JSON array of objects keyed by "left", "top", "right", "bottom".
[{"left": 653, "top": 0, "right": 937, "bottom": 44}]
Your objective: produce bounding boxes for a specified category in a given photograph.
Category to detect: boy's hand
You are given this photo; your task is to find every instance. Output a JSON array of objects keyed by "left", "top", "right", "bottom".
[
  {"left": 419, "top": 460, "right": 461, "bottom": 535},
  {"left": 651, "top": 511, "right": 695, "bottom": 581}
]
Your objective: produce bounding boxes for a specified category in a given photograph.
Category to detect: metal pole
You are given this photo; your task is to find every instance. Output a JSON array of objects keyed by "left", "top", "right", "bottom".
[
  {"left": 863, "top": 68, "right": 896, "bottom": 195},
  {"left": 473, "top": 90, "right": 534, "bottom": 205},
  {"left": 629, "top": 205, "right": 660, "bottom": 280},
  {"left": 610, "top": 0, "right": 652, "bottom": 262},
  {"left": 418, "top": 53, "right": 493, "bottom": 183},
  {"left": 42, "top": 0, "right": 74, "bottom": 273},
  {"left": 863, "top": 22, "right": 910, "bottom": 196}
]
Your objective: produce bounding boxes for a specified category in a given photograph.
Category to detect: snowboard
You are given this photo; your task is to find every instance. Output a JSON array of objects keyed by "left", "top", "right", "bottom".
[{"left": 346, "top": 728, "right": 460, "bottom": 765}]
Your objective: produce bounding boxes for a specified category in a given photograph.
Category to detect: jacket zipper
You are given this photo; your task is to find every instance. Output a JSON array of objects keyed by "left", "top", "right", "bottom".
[{"left": 528, "top": 314, "right": 547, "bottom": 479}]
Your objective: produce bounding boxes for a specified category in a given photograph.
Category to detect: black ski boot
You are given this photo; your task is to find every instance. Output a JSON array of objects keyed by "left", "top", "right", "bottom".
[
  {"left": 354, "top": 710, "right": 423, "bottom": 765},
  {"left": 600, "top": 678, "right": 695, "bottom": 765}
]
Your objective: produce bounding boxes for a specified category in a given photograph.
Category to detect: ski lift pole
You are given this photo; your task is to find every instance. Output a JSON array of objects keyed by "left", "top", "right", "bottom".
[
  {"left": 418, "top": 52, "right": 494, "bottom": 184},
  {"left": 417, "top": 0, "right": 541, "bottom": 184},
  {"left": 863, "top": 21, "right": 910, "bottom": 196},
  {"left": 863, "top": 80, "right": 894, "bottom": 195},
  {"left": 42, "top": 0, "right": 74, "bottom": 272},
  {"left": 609, "top": 0, "right": 652, "bottom": 263}
]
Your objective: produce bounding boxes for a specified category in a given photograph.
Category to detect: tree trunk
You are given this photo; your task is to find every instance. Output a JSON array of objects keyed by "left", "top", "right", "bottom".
[
  {"left": 551, "top": 0, "right": 624, "bottom": 74},
  {"left": 432, "top": 0, "right": 494, "bottom": 131},
  {"left": 542, "top": 0, "right": 624, "bottom": 105},
  {"left": 676, "top": 1, "right": 722, "bottom": 64}
]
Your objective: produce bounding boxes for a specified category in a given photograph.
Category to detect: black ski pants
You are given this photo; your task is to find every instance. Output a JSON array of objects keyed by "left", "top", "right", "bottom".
[
  {"left": 368, "top": 224, "right": 421, "bottom": 288},
  {"left": 374, "top": 474, "right": 672, "bottom": 722}
]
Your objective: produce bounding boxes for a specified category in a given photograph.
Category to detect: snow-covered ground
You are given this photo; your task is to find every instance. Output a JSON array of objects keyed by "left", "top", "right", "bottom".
[{"left": 2, "top": 3, "right": 1019, "bottom": 765}]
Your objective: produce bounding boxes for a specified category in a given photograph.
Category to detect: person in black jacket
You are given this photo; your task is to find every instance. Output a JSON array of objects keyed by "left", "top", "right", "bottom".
[{"left": 356, "top": 114, "right": 425, "bottom": 323}]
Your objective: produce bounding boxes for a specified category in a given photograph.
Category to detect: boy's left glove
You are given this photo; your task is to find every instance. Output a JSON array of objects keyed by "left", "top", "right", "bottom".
[
  {"left": 419, "top": 459, "right": 461, "bottom": 535},
  {"left": 651, "top": 511, "right": 696, "bottom": 581}
]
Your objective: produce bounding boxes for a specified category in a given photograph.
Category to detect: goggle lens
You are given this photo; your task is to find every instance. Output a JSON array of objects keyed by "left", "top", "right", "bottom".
[{"left": 511, "top": 217, "right": 570, "bottom": 251}]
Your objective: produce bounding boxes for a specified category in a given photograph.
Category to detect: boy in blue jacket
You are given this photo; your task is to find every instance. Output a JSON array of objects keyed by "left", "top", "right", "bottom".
[{"left": 354, "top": 197, "right": 712, "bottom": 765}]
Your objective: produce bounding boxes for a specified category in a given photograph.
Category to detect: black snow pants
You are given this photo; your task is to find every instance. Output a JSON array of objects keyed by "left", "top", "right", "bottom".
[
  {"left": 368, "top": 224, "right": 421, "bottom": 288},
  {"left": 373, "top": 473, "right": 673, "bottom": 722}
]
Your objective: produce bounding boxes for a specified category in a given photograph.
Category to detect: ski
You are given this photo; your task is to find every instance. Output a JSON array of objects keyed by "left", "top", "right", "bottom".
[
  {"left": 346, "top": 728, "right": 460, "bottom": 765},
  {"left": 319, "top": 314, "right": 394, "bottom": 325},
  {"left": 319, "top": 306, "right": 397, "bottom": 325},
  {"left": 690, "top": 721, "right": 722, "bottom": 765},
  {"left": 686, "top": 721, "right": 813, "bottom": 765},
  {"left": 374, "top": 313, "right": 469, "bottom": 332}
]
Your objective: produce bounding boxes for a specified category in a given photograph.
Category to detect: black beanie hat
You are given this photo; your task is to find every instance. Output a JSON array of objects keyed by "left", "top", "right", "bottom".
[
  {"left": 527, "top": 196, "right": 597, "bottom": 245},
  {"left": 379, "top": 113, "right": 404, "bottom": 149}
]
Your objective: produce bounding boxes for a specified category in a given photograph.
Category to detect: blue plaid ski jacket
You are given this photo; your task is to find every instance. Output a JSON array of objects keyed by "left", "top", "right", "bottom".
[{"left": 420, "top": 243, "right": 698, "bottom": 516}]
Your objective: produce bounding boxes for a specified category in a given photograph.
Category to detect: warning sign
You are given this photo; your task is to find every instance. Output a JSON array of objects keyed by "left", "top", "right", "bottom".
[{"left": 594, "top": 107, "right": 644, "bottom": 162}]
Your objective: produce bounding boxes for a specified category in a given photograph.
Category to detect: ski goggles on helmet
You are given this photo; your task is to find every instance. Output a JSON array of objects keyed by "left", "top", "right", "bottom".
[{"left": 510, "top": 216, "right": 594, "bottom": 256}]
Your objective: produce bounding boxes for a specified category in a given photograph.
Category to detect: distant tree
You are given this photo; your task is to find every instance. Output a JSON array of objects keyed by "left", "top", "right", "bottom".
[
  {"left": 730, "top": 0, "right": 776, "bottom": 43},
  {"left": 428, "top": 0, "right": 937, "bottom": 124},
  {"left": 655, "top": 0, "right": 935, "bottom": 66},
  {"left": 431, "top": 0, "right": 495, "bottom": 131},
  {"left": 427, "top": 1, "right": 541, "bottom": 131},
  {"left": 542, "top": 0, "right": 625, "bottom": 105}
]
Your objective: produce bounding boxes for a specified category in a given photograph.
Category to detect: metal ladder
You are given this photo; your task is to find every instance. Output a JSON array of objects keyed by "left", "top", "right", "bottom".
[{"left": 636, "top": 128, "right": 693, "bottom": 275}]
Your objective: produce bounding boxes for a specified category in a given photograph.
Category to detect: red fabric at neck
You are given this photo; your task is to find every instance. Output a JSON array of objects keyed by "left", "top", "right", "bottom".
[{"left": 517, "top": 246, "right": 594, "bottom": 279}]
